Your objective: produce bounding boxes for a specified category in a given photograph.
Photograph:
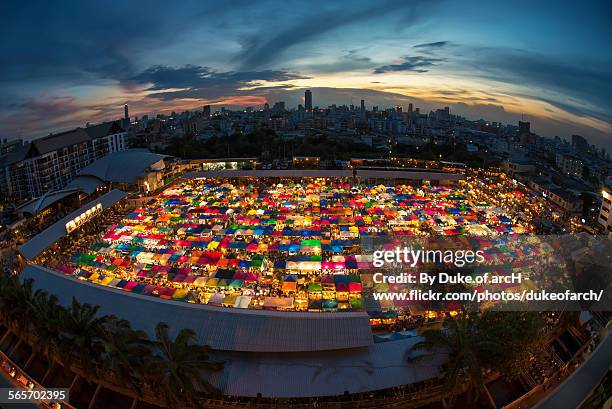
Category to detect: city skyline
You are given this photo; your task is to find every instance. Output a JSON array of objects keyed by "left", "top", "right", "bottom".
[{"left": 1, "top": 0, "right": 611, "bottom": 149}]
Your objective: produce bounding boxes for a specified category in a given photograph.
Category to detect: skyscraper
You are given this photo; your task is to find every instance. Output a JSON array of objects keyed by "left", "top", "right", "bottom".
[
  {"left": 572, "top": 134, "right": 588, "bottom": 153},
  {"left": 123, "top": 104, "right": 130, "bottom": 128},
  {"left": 202, "top": 105, "right": 211, "bottom": 118},
  {"left": 305, "top": 90, "right": 312, "bottom": 111},
  {"left": 518, "top": 121, "right": 530, "bottom": 135},
  {"left": 519, "top": 121, "right": 534, "bottom": 145},
  {"left": 360, "top": 99, "right": 365, "bottom": 111}
]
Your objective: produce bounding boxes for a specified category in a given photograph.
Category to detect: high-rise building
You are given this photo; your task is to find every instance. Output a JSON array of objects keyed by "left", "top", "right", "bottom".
[
  {"left": 202, "top": 105, "right": 211, "bottom": 118},
  {"left": 304, "top": 90, "right": 312, "bottom": 111},
  {"left": 123, "top": 104, "right": 130, "bottom": 129},
  {"left": 360, "top": 99, "right": 365, "bottom": 111},
  {"left": 572, "top": 134, "right": 588, "bottom": 153},
  {"left": 519, "top": 121, "right": 534, "bottom": 145},
  {"left": 408, "top": 103, "right": 413, "bottom": 113}
]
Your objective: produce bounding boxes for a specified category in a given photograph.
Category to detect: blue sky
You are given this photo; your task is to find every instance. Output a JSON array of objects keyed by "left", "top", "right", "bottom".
[{"left": 1, "top": 0, "right": 610, "bottom": 149}]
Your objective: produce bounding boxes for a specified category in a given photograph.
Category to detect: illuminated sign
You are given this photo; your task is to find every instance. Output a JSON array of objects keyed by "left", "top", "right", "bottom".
[{"left": 65, "top": 203, "right": 103, "bottom": 233}]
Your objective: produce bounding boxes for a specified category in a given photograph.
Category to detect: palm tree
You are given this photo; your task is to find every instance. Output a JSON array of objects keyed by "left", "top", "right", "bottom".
[
  {"left": 409, "top": 310, "right": 498, "bottom": 409},
  {"left": 25, "top": 290, "right": 64, "bottom": 369},
  {"left": 57, "top": 297, "right": 107, "bottom": 388},
  {"left": 476, "top": 311, "right": 546, "bottom": 379},
  {"left": 99, "top": 316, "right": 151, "bottom": 393},
  {"left": 0, "top": 276, "right": 35, "bottom": 337},
  {"left": 0, "top": 276, "right": 39, "bottom": 364},
  {"left": 144, "top": 322, "right": 223, "bottom": 408},
  {"left": 409, "top": 309, "right": 545, "bottom": 409}
]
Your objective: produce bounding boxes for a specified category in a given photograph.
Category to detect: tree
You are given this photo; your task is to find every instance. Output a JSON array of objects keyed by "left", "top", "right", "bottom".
[
  {"left": 58, "top": 298, "right": 107, "bottom": 378},
  {"left": 27, "top": 290, "right": 64, "bottom": 365},
  {"left": 144, "top": 322, "right": 223, "bottom": 408},
  {"left": 0, "top": 276, "right": 35, "bottom": 337},
  {"left": 409, "top": 309, "right": 545, "bottom": 408},
  {"left": 409, "top": 309, "right": 497, "bottom": 408},
  {"left": 0, "top": 279, "right": 227, "bottom": 408},
  {"left": 99, "top": 316, "right": 151, "bottom": 394},
  {"left": 477, "top": 311, "right": 546, "bottom": 379}
]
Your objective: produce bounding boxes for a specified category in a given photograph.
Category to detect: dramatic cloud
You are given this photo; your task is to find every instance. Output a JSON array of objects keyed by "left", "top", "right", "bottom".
[
  {"left": 462, "top": 47, "right": 612, "bottom": 124},
  {"left": 345, "top": 50, "right": 372, "bottom": 63},
  {"left": 125, "top": 65, "right": 308, "bottom": 101},
  {"left": 238, "top": 0, "right": 437, "bottom": 68},
  {"left": 373, "top": 56, "right": 445, "bottom": 74},
  {"left": 414, "top": 41, "right": 451, "bottom": 49},
  {"left": 0, "top": 0, "right": 610, "bottom": 149}
]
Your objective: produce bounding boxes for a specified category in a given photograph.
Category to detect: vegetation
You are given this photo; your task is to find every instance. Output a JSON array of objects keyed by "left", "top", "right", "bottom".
[
  {"left": 162, "top": 130, "right": 381, "bottom": 160},
  {"left": 0, "top": 274, "right": 554, "bottom": 409},
  {"left": 145, "top": 323, "right": 223, "bottom": 408},
  {"left": 159, "top": 129, "right": 498, "bottom": 167},
  {"left": 409, "top": 308, "right": 545, "bottom": 409},
  {"left": 0, "top": 274, "right": 223, "bottom": 408}
]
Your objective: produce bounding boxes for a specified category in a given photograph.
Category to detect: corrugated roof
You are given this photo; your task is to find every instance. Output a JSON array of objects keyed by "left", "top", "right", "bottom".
[
  {"left": 20, "top": 265, "right": 373, "bottom": 353},
  {"left": 186, "top": 169, "right": 464, "bottom": 181},
  {"left": 22, "top": 264, "right": 443, "bottom": 397},
  {"left": 210, "top": 338, "right": 442, "bottom": 397},
  {"left": 19, "top": 189, "right": 127, "bottom": 260},
  {"left": 17, "top": 189, "right": 78, "bottom": 215}
]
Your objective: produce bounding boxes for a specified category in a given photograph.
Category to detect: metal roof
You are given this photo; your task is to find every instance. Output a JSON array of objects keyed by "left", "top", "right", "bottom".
[
  {"left": 18, "top": 189, "right": 127, "bottom": 260},
  {"left": 64, "top": 175, "right": 105, "bottom": 195},
  {"left": 77, "top": 149, "right": 167, "bottom": 184},
  {"left": 211, "top": 337, "right": 442, "bottom": 397},
  {"left": 185, "top": 169, "right": 464, "bottom": 181},
  {"left": 17, "top": 189, "right": 79, "bottom": 215},
  {"left": 21, "top": 265, "right": 373, "bottom": 353},
  {"left": 32, "top": 128, "right": 90, "bottom": 154}
]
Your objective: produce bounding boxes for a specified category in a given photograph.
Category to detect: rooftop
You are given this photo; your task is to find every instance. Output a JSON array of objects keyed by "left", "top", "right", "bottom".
[{"left": 77, "top": 149, "right": 167, "bottom": 184}]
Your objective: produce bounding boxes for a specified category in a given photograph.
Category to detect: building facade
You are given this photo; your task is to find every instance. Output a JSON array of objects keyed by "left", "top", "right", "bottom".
[
  {"left": 598, "top": 187, "right": 612, "bottom": 233},
  {"left": 0, "top": 121, "right": 127, "bottom": 202},
  {"left": 556, "top": 153, "right": 584, "bottom": 177}
]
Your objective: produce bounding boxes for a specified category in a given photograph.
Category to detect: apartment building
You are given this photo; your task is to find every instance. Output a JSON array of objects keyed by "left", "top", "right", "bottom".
[
  {"left": 598, "top": 187, "right": 612, "bottom": 233},
  {"left": 0, "top": 121, "right": 127, "bottom": 202}
]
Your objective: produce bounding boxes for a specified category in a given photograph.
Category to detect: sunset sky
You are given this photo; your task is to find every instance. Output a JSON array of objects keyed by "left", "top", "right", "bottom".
[{"left": 1, "top": 0, "right": 611, "bottom": 149}]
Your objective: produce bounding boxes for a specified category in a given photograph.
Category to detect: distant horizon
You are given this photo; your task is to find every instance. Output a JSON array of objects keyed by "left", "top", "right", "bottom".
[
  {"left": 1, "top": 1, "right": 610, "bottom": 150},
  {"left": 7, "top": 89, "right": 607, "bottom": 153}
]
